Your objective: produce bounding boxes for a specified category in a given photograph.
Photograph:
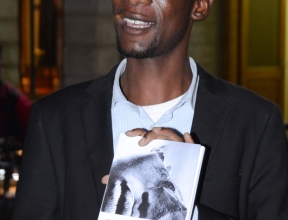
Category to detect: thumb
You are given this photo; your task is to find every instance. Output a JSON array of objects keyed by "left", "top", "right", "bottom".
[
  {"left": 101, "top": 175, "right": 109, "bottom": 185},
  {"left": 184, "top": 133, "right": 195, "bottom": 144}
]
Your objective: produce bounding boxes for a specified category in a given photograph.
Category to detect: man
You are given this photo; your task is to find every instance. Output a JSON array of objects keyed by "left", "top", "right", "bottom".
[
  {"left": 0, "top": 45, "right": 32, "bottom": 197},
  {"left": 13, "top": 0, "right": 288, "bottom": 219}
]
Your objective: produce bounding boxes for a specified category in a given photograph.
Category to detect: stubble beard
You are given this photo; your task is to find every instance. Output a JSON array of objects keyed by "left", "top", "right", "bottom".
[
  {"left": 115, "top": 21, "right": 190, "bottom": 59},
  {"left": 116, "top": 34, "right": 158, "bottom": 59}
]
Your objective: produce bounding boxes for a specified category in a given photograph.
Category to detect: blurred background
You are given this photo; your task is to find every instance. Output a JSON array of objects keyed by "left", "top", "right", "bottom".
[{"left": 0, "top": 0, "right": 287, "bottom": 219}]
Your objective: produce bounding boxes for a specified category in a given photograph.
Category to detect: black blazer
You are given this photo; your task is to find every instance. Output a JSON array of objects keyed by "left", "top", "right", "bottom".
[{"left": 12, "top": 64, "right": 288, "bottom": 220}]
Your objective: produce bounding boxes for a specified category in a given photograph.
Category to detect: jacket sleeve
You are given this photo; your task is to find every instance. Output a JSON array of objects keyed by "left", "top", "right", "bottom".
[
  {"left": 247, "top": 105, "right": 288, "bottom": 220},
  {"left": 12, "top": 103, "right": 60, "bottom": 219}
]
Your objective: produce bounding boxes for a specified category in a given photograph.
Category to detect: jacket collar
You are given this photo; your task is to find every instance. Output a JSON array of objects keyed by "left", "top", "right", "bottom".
[
  {"left": 80, "top": 65, "right": 118, "bottom": 205},
  {"left": 192, "top": 64, "right": 231, "bottom": 170}
]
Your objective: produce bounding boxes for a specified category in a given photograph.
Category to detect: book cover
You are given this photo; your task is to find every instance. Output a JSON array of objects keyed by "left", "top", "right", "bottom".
[{"left": 98, "top": 134, "right": 205, "bottom": 220}]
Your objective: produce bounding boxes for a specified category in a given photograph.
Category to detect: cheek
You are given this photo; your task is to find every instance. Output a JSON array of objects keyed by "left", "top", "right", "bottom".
[
  {"left": 154, "top": 1, "right": 189, "bottom": 28},
  {"left": 156, "top": 0, "right": 168, "bottom": 8}
]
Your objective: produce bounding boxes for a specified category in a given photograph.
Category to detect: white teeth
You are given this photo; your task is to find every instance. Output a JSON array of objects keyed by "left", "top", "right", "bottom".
[{"left": 124, "top": 18, "right": 154, "bottom": 29}]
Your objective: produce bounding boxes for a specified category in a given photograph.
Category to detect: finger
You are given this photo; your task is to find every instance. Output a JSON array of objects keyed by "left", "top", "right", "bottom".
[
  {"left": 139, "top": 127, "right": 183, "bottom": 146},
  {"left": 152, "top": 127, "right": 184, "bottom": 142},
  {"left": 125, "top": 128, "right": 147, "bottom": 137},
  {"left": 101, "top": 174, "right": 109, "bottom": 185},
  {"left": 183, "top": 132, "right": 195, "bottom": 144},
  {"left": 138, "top": 129, "right": 157, "bottom": 146}
]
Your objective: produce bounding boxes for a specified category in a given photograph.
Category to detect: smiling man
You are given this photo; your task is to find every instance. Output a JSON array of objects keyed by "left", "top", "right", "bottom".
[{"left": 12, "top": 0, "right": 288, "bottom": 220}]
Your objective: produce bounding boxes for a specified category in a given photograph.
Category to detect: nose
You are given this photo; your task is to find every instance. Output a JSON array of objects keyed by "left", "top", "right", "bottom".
[{"left": 128, "top": 0, "right": 152, "bottom": 6}]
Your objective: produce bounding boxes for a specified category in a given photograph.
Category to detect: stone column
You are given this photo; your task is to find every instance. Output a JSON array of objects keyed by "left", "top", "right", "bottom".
[
  {"left": 189, "top": 0, "right": 223, "bottom": 77},
  {"left": 63, "top": 0, "right": 119, "bottom": 87},
  {"left": 0, "top": 0, "right": 20, "bottom": 86}
]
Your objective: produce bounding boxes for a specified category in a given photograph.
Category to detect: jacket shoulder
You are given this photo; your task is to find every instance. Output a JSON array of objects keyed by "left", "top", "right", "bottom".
[
  {"left": 37, "top": 80, "right": 93, "bottom": 109},
  {"left": 221, "top": 80, "right": 278, "bottom": 115},
  {"left": 36, "top": 65, "right": 117, "bottom": 110},
  {"left": 197, "top": 64, "right": 280, "bottom": 116}
]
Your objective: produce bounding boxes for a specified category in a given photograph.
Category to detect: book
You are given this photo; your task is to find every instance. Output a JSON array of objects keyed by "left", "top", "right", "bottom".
[{"left": 98, "top": 133, "right": 205, "bottom": 220}]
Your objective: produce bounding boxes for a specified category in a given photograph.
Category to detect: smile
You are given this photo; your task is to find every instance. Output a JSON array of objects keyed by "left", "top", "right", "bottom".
[{"left": 124, "top": 18, "right": 154, "bottom": 29}]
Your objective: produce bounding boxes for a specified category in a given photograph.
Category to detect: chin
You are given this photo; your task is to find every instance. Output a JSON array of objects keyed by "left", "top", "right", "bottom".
[
  {"left": 116, "top": 36, "right": 157, "bottom": 59},
  {"left": 118, "top": 48, "right": 155, "bottom": 59}
]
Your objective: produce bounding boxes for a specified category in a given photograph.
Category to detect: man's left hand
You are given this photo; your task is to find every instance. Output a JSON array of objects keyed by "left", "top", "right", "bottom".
[{"left": 125, "top": 127, "right": 194, "bottom": 146}]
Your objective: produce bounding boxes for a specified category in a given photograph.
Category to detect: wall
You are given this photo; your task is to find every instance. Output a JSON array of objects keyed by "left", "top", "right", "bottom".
[
  {"left": 0, "top": 0, "right": 223, "bottom": 89},
  {"left": 189, "top": 1, "right": 223, "bottom": 77},
  {"left": 63, "top": 0, "right": 118, "bottom": 87},
  {"left": 0, "top": 0, "right": 19, "bottom": 86},
  {"left": 62, "top": 0, "right": 223, "bottom": 86}
]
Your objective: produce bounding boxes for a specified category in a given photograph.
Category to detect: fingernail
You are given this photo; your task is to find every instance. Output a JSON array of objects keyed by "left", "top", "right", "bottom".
[
  {"left": 139, "top": 137, "right": 146, "bottom": 146},
  {"left": 153, "top": 127, "right": 161, "bottom": 131},
  {"left": 125, "top": 130, "right": 132, "bottom": 135}
]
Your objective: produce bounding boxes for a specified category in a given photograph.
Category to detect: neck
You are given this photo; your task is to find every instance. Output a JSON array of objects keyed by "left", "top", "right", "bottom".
[{"left": 120, "top": 52, "right": 192, "bottom": 106}]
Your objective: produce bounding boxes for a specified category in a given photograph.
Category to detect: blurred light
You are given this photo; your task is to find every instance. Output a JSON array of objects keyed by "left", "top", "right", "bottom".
[
  {"left": 12, "top": 173, "right": 19, "bottom": 181},
  {"left": 0, "top": 169, "right": 5, "bottom": 180}
]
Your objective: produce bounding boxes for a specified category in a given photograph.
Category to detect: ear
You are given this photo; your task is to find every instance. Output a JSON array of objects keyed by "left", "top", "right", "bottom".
[{"left": 191, "top": 0, "right": 214, "bottom": 21}]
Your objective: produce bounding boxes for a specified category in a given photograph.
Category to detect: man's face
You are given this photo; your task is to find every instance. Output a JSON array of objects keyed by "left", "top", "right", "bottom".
[{"left": 111, "top": 0, "right": 194, "bottom": 59}]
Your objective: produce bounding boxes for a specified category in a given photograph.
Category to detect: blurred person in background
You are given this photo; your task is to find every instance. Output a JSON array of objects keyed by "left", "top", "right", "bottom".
[{"left": 0, "top": 45, "right": 32, "bottom": 198}]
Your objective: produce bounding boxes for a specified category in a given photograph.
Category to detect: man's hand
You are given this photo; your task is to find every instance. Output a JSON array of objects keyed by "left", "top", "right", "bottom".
[
  {"left": 125, "top": 127, "right": 194, "bottom": 146},
  {"left": 101, "top": 175, "right": 109, "bottom": 184},
  {"left": 102, "top": 128, "right": 194, "bottom": 185}
]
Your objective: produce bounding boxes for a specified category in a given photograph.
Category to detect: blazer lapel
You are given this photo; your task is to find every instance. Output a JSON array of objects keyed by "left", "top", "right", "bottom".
[
  {"left": 192, "top": 65, "right": 239, "bottom": 217},
  {"left": 80, "top": 65, "right": 118, "bottom": 205},
  {"left": 192, "top": 65, "right": 231, "bottom": 171}
]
